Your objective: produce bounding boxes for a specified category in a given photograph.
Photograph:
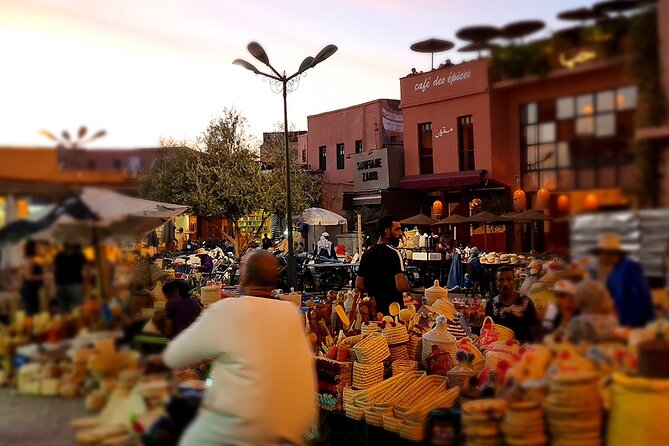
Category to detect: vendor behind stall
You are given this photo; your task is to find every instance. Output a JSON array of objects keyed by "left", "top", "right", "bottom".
[{"left": 485, "top": 266, "right": 539, "bottom": 343}]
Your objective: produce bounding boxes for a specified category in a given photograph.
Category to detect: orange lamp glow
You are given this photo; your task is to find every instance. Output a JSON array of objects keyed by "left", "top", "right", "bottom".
[
  {"left": 432, "top": 200, "right": 443, "bottom": 217},
  {"left": 17, "top": 199, "right": 29, "bottom": 219},
  {"left": 513, "top": 188, "right": 527, "bottom": 212},
  {"left": 585, "top": 193, "right": 599, "bottom": 211},
  {"left": 557, "top": 194, "right": 570, "bottom": 213},
  {"left": 536, "top": 188, "right": 550, "bottom": 210}
]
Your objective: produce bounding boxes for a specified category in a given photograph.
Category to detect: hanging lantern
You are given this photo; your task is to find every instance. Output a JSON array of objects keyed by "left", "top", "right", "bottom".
[
  {"left": 512, "top": 175, "right": 526, "bottom": 212},
  {"left": 535, "top": 188, "right": 550, "bottom": 210},
  {"left": 557, "top": 194, "right": 570, "bottom": 213},
  {"left": 585, "top": 193, "right": 599, "bottom": 211},
  {"left": 470, "top": 198, "right": 482, "bottom": 214},
  {"left": 432, "top": 200, "right": 443, "bottom": 218}
]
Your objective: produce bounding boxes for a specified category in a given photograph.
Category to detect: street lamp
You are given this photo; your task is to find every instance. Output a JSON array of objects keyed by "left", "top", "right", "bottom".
[{"left": 234, "top": 41, "right": 337, "bottom": 289}]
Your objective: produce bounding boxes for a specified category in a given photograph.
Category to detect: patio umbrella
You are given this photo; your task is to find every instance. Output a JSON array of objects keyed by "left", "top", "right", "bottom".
[
  {"left": 433, "top": 214, "right": 468, "bottom": 226},
  {"left": 500, "top": 20, "right": 545, "bottom": 41},
  {"left": 298, "top": 208, "right": 347, "bottom": 226},
  {"left": 455, "top": 25, "right": 501, "bottom": 42},
  {"left": 593, "top": 0, "right": 641, "bottom": 15},
  {"left": 400, "top": 214, "right": 437, "bottom": 226},
  {"left": 410, "top": 38, "right": 455, "bottom": 69},
  {"left": 557, "top": 7, "right": 606, "bottom": 23},
  {"left": 464, "top": 211, "right": 505, "bottom": 250},
  {"left": 514, "top": 209, "right": 554, "bottom": 222}
]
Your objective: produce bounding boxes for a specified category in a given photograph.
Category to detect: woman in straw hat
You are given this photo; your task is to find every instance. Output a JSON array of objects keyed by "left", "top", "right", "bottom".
[{"left": 591, "top": 233, "right": 654, "bottom": 327}]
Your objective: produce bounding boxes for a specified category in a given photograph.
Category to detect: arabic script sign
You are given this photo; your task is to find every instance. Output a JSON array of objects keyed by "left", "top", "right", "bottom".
[{"left": 434, "top": 126, "right": 454, "bottom": 139}]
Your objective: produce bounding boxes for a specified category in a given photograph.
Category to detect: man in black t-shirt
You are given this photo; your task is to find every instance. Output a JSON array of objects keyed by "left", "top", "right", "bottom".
[
  {"left": 54, "top": 243, "right": 89, "bottom": 312},
  {"left": 356, "top": 216, "right": 411, "bottom": 316}
]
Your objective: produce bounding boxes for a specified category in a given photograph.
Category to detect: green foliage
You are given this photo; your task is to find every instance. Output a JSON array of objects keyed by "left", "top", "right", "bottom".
[
  {"left": 626, "top": 10, "right": 665, "bottom": 207},
  {"left": 139, "top": 108, "right": 322, "bottom": 250}
]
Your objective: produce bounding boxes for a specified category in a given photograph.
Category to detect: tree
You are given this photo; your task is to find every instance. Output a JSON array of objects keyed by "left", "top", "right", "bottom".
[{"left": 139, "top": 108, "right": 322, "bottom": 253}]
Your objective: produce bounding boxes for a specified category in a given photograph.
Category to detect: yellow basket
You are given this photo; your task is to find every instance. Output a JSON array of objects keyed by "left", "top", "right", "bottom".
[
  {"left": 392, "top": 359, "right": 419, "bottom": 376},
  {"left": 353, "top": 361, "right": 384, "bottom": 390},
  {"left": 352, "top": 333, "right": 390, "bottom": 364}
]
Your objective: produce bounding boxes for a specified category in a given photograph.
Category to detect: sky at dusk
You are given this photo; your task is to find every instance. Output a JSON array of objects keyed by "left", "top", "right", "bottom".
[{"left": 1, "top": 0, "right": 587, "bottom": 148}]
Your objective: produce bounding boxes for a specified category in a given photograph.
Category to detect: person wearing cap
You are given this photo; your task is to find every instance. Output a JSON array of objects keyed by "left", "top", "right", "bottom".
[
  {"left": 565, "top": 280, "right": 620, "bottom": 344},
  {"left": 315, "top": 232, "right": 336, "bottom": 259},
  {"left": 592, "top": 233, "right": 654, "bottom": 327},
  {"left": 542, "top": 279, "right": 577, "bottom": 334},
  {"left": 519, "top": 260, "right": 543, "bottom": 298}
]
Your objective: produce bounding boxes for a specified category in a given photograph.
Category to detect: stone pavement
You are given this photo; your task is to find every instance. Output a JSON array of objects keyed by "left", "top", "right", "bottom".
[{"left": 0, "top": 387, "right": 88, "bottom": 446}]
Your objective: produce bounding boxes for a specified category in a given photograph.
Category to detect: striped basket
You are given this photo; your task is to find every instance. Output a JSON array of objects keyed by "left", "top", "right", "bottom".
[
  {"left": 392, "top": 359, "right": 418, "bottom": 376},
  {"left": 399, "top": 419, "right": 426, "bottom": 442},
  {"left": 344, "top": 372, "right": 408, "bottom": 408},
  {"left": 344, "top": 402, "right": 366, "bottom": 420},
  {"left": 389, "top": 344, "right": 409, "bottom": 362},
  {"left": 383, "top": 323, "right": 410, "bottom": 345},
  {"left": 383, "top": 414, "right": 402, "bottom": 433},
  {"left": 394, "top": 375, "right": 448, "bottom": 417},
  {"left": 361, "top": 322, "right": 382, "bottom": 336},
  {"left": 370, "top": 371, "right": 426, "bottom": 410},
  {"left": 352, "top": 333, "right": 390, "bottom": 364},
  {"left": 403, "top": 387, "right": 460, "bottom": 423},
  {"left": 432, "top": 298, "right": 456, "bottom": 321},
  {"left": 406, "top": 335, "right": 422, "bottom": 362},
  {"left": 479, "top": 316, "right": 515, "bottom": 349},
  {"left": 353, "top": 361, "right": 384, "bottom": 390}
]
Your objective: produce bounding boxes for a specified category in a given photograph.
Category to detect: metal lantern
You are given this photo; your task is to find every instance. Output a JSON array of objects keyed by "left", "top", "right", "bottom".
[
  {"left": 535, "top": 188, "right": 550, "bottom": 210},
  {"left": 557, "top": 194, "right": 570, "bottom": 213},
  {"left": 432, "top": 200, "right": 443, "bottom": 218},
  {"left": 513, "top": 188, "right": 527, "bottom": 212}
]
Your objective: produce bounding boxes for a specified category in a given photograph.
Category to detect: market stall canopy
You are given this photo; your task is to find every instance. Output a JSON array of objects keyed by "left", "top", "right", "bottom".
[
  {"left": 51, "top": 188, "right": 188, "bottom": 244},
  {"left": 298, "top": 207, "right": 347, "bottom": 226},
  {"left": 500, "top": 20, "right": 545, "bottom": 39},
  {"left": 1, "top": 187, "right": 190, "bottom": 246},
  {"left": 455, "top": 25, "right": 501, "bottom": 42},
  {"left": 464, "top": 211, "right": 506, "bottom": 224},
  {"left": 400, "top": 214, "right": 437, "bottom": 226},
  {"left": 433, "top": 214, "right": 468, "bottom": 226}
]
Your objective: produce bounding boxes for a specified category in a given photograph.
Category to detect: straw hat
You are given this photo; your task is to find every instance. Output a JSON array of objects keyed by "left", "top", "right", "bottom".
[
  {"left": 509, "top": 254, "right": 519, "bottom": 264},
  {"left": 590, "top": 233, "right": 627, "bottom": 255},
  {"left": 499, "top": 254, "right": 510, "bottom": 264},
  {"left": 195, "top": 248, "right": 209, "bottom": 255}
]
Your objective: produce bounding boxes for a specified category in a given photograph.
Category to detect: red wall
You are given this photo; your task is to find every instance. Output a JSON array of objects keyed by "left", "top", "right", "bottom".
[{"left": 399, "top": 59, "right": 510, "bottom": 183}]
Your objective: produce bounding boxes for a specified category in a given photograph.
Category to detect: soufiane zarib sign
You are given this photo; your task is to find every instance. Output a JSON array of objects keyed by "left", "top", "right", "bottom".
[{"left": 353, "top": 148, "right": 390, "bottom": 192}]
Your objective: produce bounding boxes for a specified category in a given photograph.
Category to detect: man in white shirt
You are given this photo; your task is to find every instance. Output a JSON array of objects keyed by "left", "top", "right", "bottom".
[{"left": 162, "top": 250, "right": 316, "bottom": 446}]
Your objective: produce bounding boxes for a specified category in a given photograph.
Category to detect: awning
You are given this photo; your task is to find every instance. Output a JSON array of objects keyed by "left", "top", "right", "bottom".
[
  {"left": 352, "top": 193, "right": 382, "bottom": 205},
  {"left": 400, "top": 170, "right": 498, "bottom": 190}
]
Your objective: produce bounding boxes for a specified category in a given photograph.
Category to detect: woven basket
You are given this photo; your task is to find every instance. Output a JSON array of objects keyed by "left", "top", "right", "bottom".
[
  {"left": 383, "top": 323, "right": 410, "bottom": 345},
  {"left": 383, "top": 414, "right": 402, "bottom": 432},
  {"left": 389, "top": 344, "right": 409, "bottom": 362},
  {"left": 344, "top": 402, "right": 366, "bottom": 420},
  {"left": 399, "top": 420, "right": 426, "bottom": 442},
  {"left": 404, "top": 387, "right": 460, "bottom": 423},
  {"left": 361, "top": 322, "right": 382, "bottom": 336},
  {"left": 394, "top": 375, "right": 448, "bottom": 416},
  {"left": 371, "top": 371, "right": 425, "bottom": 409},
  {"left": 480, "top": 316, "right": 515, "bottom": 349},
  {"left": 353, "top": 361, "right": 384, "bottom": 389},
  {"left": 392, "top": 360, "right": 418, "bottom": 375},
  {"left": 432, "top": 298, "right": 456, "bottom": 320},
  {"left": 346, "top": 372, "right": 409, "bottom": 408},
  {"left": 406, "top": 335, "right": 422, "bottom": 362},
  {"left": 447, "top": 363, "right": 476, "bottom": 391},
  {"left": 352, "top": 333, "right": 390, "bottom": 364}
]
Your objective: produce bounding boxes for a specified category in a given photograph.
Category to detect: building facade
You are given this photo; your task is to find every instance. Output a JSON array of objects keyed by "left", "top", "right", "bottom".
[{"left": 302, "top": 99, "right": 412, "bottom": 215}]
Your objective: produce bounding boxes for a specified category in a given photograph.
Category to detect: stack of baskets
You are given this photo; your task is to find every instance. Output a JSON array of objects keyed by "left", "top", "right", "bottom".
[
  {"left": 406, "top": 334, "right": 422, "bottom": 362},
  {"left": 398, "top": 387, "right": 460, "bottom": 442},
  {"left": 383, "top": 323, "right": 410, "bottom": 363},
  {"left": 364, "top": 371, "right": 425, "bottom": 426},
  {"left": 351, "top": 333, "right": 390, "bottom": 390}
]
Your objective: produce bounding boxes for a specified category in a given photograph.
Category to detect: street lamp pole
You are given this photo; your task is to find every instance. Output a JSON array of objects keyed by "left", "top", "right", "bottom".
[{"left": 234, "top": 42, "right": 337, "bottom": 289}]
